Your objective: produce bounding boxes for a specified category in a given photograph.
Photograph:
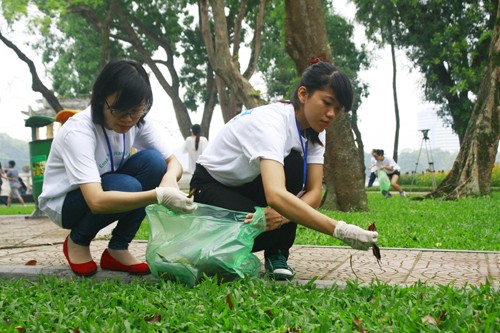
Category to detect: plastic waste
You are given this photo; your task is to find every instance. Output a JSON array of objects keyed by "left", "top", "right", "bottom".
[{"left": 145, "top": 203, "right": 265, "bottom": 287}]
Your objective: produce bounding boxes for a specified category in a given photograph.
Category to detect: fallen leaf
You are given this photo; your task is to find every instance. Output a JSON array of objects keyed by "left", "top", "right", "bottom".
[
  {"left": 437, "top": 310, "right": 446, "bottom": 326},
  {"left": 353, "top": 316, "right": 368, "bottom": 332},
  {"left": 144, "top": 313, "right": 161, "bottom": 324},
  {"left": 15, "top": 326, "right": 26, "bottom": 333},
  {"left": 421, "top": 315, "right": 437, "bottom": 325},
  {"left": 25, "top": 260, "right": 37, "bottom": 266},
  {"left": 368, "top": 223, "right": 382, "bottom": 268},
  {"left": 225, "top": 293, "right": 234, "bottom": 310}
]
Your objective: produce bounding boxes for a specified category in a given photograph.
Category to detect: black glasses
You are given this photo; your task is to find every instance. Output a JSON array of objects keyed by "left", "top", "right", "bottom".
[{"left": 104, "top": 99, "right": 147, "bottom": 119}]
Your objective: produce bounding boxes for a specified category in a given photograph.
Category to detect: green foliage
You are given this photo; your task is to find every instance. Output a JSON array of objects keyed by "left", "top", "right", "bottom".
[
  {"left": 0, "top": 277, "right": 497, "bottom": 332},
  {"left": 352, "top": 0, "right": 493, "bottom": 139},
  {"left": 0, "top": 0, "right": 28, "bottom": 23},
  {"left": 398, "top": 171, "right": 448, "bottom": 187},
  {"left": 257, "top": 1, "right": 370, "bottom": 105}
]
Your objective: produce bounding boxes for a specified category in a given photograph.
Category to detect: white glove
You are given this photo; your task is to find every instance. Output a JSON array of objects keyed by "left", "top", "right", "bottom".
[
  {"left": 333, "top": 221, "right": 378, "bottom": 250},
  {"left": 155, "top": 187, "right": 197, "bottom": 214}
]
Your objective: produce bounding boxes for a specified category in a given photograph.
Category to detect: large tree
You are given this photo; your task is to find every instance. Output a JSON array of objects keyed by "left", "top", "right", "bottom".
[
  {"left": 426, "top": 0, "right": 499, "bottom": 199},
  {"left": 352, "top": 0, "right": 402, "bottom": 162},
  {"left": 284, "top": 0, "right": 368, "bottom": 211},
  {"left": 198, "top": 0, "right": 267, "bottom": 118},
  {"left": 2, "top": 0, "right": 220, "bottom": 138}
]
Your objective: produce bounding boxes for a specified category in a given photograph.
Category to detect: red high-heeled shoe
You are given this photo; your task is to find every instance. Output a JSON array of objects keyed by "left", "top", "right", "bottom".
[
  {"left": 100, "top": 249, "right": 150, "bottom": 275},
  {"left": 63, "top": 236, "right": 97, "bottom": 276}
]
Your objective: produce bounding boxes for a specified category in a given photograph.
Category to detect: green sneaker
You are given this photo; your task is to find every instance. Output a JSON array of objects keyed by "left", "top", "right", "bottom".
[{"left": 265, "top": 252, "right": 294, "bottom": 280}]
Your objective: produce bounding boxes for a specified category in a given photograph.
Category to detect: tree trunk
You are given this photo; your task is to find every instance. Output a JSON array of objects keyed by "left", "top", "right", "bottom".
[
  {"left": 284, "top": 0, "right": 368, "bottom": 212},
  {"left": 323, "top": 112, "right": 369, "bottom": 211},
  {"left": 426, "top": 1, "right": 499, "bottom": 200},
  {"left": 390, "top": 39, "right": 401, "bottom": 162},
  {"left": 199, "top": 0, "right": 266, "bottom": 111}
]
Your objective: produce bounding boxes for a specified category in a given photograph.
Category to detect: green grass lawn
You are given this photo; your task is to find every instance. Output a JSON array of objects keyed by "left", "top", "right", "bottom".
[
  {"left": 1, "top": 193, "right": 498, "bottom": 332},
  {"left": 0, "top": 203, "right": 36, "bottom": 215},
  {"left": 136, "top": 192, "right": 500, "bottom": 251}
]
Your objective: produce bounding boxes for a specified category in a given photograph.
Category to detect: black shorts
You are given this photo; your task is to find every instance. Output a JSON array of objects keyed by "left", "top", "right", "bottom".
[{"left": 387, "top": 170, "right": 401, "bottom": 179}]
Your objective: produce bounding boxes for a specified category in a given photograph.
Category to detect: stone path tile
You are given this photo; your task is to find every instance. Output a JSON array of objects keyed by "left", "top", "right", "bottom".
[{"left": 0, "top": 215, "right": 498, "bottom": 288}]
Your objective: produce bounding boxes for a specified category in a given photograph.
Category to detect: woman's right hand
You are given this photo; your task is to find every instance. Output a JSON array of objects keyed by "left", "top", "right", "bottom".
[
  {"left": 245, "top": 207, "right": 286, "bottom": 231},
  {"left": 333, "top": 221, "right": 378, "bottom": 250},
  {"left": 155, "top": 187, "right": 197, "bottom": 213}
]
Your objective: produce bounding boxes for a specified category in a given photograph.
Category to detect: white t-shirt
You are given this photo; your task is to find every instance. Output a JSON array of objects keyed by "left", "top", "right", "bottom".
[
  {"left": 369, "top": 157, "right": 377, "bottom": 172},
  {"left": 39, "top": 107, "right": 174, "bottom": 226},
  {"left": 375, "top": 156, "right": 401, "bottom": 174},
  {"left": 198, "top": 102, "right": 325, "bottom": 186},
  {"left": 183, "top": 135, "right": 208, "bottom": 173}
]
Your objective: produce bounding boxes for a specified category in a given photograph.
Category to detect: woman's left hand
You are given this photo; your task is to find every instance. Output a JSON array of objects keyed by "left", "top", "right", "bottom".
[{"left": 245, "top": 207, "right": 287, "bottom": 231}]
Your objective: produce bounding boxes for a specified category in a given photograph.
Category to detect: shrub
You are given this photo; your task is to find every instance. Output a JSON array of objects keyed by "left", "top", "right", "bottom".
[{"left": 399, "top": 163, "right": 500, "bottom": 187}]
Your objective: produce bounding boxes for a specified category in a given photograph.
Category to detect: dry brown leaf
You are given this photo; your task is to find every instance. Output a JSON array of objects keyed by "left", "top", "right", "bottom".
[
  {"left": 225, "top": 293, "right": 234, "bottom": 310},
  {"left": 144, "top": 313, "right": 161, "bottom": 324},
  {"left": 368, "top": 223, "right": 382, "bottom": 268},
  {"left": 25, "top": 260, "right": 37, "bottom": 266},
  {"left": 353, "top": 316, "right": 368, "bottom": 332},
  {"left": 437, "top": 310, "right": 446, "bottom": 325}
]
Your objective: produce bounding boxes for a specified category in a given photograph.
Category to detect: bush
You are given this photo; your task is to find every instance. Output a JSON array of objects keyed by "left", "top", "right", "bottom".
[{"left": 398, "top": 163, "right": 500, "bottom": 187}]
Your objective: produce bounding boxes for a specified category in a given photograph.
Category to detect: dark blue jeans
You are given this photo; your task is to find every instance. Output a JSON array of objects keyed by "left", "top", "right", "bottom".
[{"left": 61, "top": 149, "right": 166, "bottom": 249}]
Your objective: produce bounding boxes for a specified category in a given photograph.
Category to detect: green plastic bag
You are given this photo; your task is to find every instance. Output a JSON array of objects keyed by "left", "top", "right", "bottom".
[
  {"left": 145, "top": 203, "right": 266, "bottom": 287},
  {"left": 377, "top": 170, "right": 391, "bottom": 192}
]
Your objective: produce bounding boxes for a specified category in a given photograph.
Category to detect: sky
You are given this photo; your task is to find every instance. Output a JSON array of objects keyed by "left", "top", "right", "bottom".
[{"left": 0, "top": 1, "right": 450, "bottom": 161}]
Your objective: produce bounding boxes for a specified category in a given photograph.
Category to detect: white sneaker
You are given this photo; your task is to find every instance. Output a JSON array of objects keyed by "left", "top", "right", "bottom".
[{"left": 400, "top": 191, "right": 406, "bottom": 197}]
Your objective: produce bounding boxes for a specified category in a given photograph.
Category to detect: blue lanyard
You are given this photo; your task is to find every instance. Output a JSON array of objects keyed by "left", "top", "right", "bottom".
[
  {"left": 295, "top": 118, "right": 308, "bottom": 192},
  {"left": 102, "top": 126, "right": 126, "bottom": 173}
]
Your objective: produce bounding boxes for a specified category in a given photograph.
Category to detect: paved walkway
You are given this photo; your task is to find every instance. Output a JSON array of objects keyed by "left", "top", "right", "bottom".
[{"left": 0, "top": 215, "right": 498, "bottom": 288}]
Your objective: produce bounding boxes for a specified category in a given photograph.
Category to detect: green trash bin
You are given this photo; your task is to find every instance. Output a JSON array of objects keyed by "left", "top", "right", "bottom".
[
  {"left": 29, "top": 138, "right": 53, "bottom": 201},
  {"left": 25, "top": 115, "right": 55, "bottom": 204}
]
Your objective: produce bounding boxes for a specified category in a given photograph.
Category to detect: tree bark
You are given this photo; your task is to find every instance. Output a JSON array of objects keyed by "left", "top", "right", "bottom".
[
  {"left": 426, "top": 1, "right": 499, "bottom": 200},
  {"left": 198, "top": 0, "right": 266, "bottom": 112},
  {"left": 390, "top": 39, "right": 401, "bottom": 162},
  {"left": 284, "top": 0, "right": 368, "bottom": 212},
  {"left": 323, "top": 111, "right": 369, "bottom": 211}
]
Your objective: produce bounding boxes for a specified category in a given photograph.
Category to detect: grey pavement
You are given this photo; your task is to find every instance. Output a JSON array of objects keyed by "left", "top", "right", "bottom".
[{"left": 0, "top": 215, "right": 498, "bottom": 288}]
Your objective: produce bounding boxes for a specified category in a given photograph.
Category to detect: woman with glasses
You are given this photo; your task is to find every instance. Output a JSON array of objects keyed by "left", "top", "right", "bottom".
[
  {"left": 39, "top": 59, "right": 196, "bottom": 277},
  {"left": 190, "top": 61, "right": 378, "bottom": 281}
]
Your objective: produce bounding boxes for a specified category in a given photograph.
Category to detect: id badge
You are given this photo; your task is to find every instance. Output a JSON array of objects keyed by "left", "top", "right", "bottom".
[{"left": 296, "top": 190, "right": 306, "bottom": 198}]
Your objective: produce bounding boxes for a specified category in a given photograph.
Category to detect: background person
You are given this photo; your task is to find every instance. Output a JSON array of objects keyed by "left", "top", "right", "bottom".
[
  {"left": 183, "top": 124, "right": 208, "bottom": 174},
  {"left": 0, "top": 162, "right": 8, "bottom": 205},
  {"left": 371, "top": 149, "right": 406, "bottom": 198},
  {"left": 190, "top": 61, "right": 378, "bottom": 281},
  {"left": 366, "top": 149, "right": 377, "bottom": 187},
  {"left": 39, "top": 59, "right": 196, "bottom": 277},
  {"left": 6, "top": 160, "right": 26, "bottom": 207}
]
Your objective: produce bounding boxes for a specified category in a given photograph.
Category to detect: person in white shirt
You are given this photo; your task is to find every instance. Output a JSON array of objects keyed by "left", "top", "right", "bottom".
[
  {"left": 39, "top": 59, "right": 196, "bottom": 277},
  {"left": 183, "top": 124, "right": 208, "bottom": 173},
  {"left": 190, "top": 61, "right": 378, "bottom": 280},
  {"left": 371, "top": 149, "right": 406, "bottom": 198},
  {"left": 367, "top": 149, "right": 378, "bottom": 187}
]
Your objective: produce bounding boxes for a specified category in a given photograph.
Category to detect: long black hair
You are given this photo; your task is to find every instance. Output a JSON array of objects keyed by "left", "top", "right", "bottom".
[
  {"left": 191, "top": 124, "right": 201, "bottom": 151},
  {"left": 290, "top": 61, "right": 354, "bottom": 145},
  {"left": 90, "top": 59, "right": 153, "bottom": 127}
]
